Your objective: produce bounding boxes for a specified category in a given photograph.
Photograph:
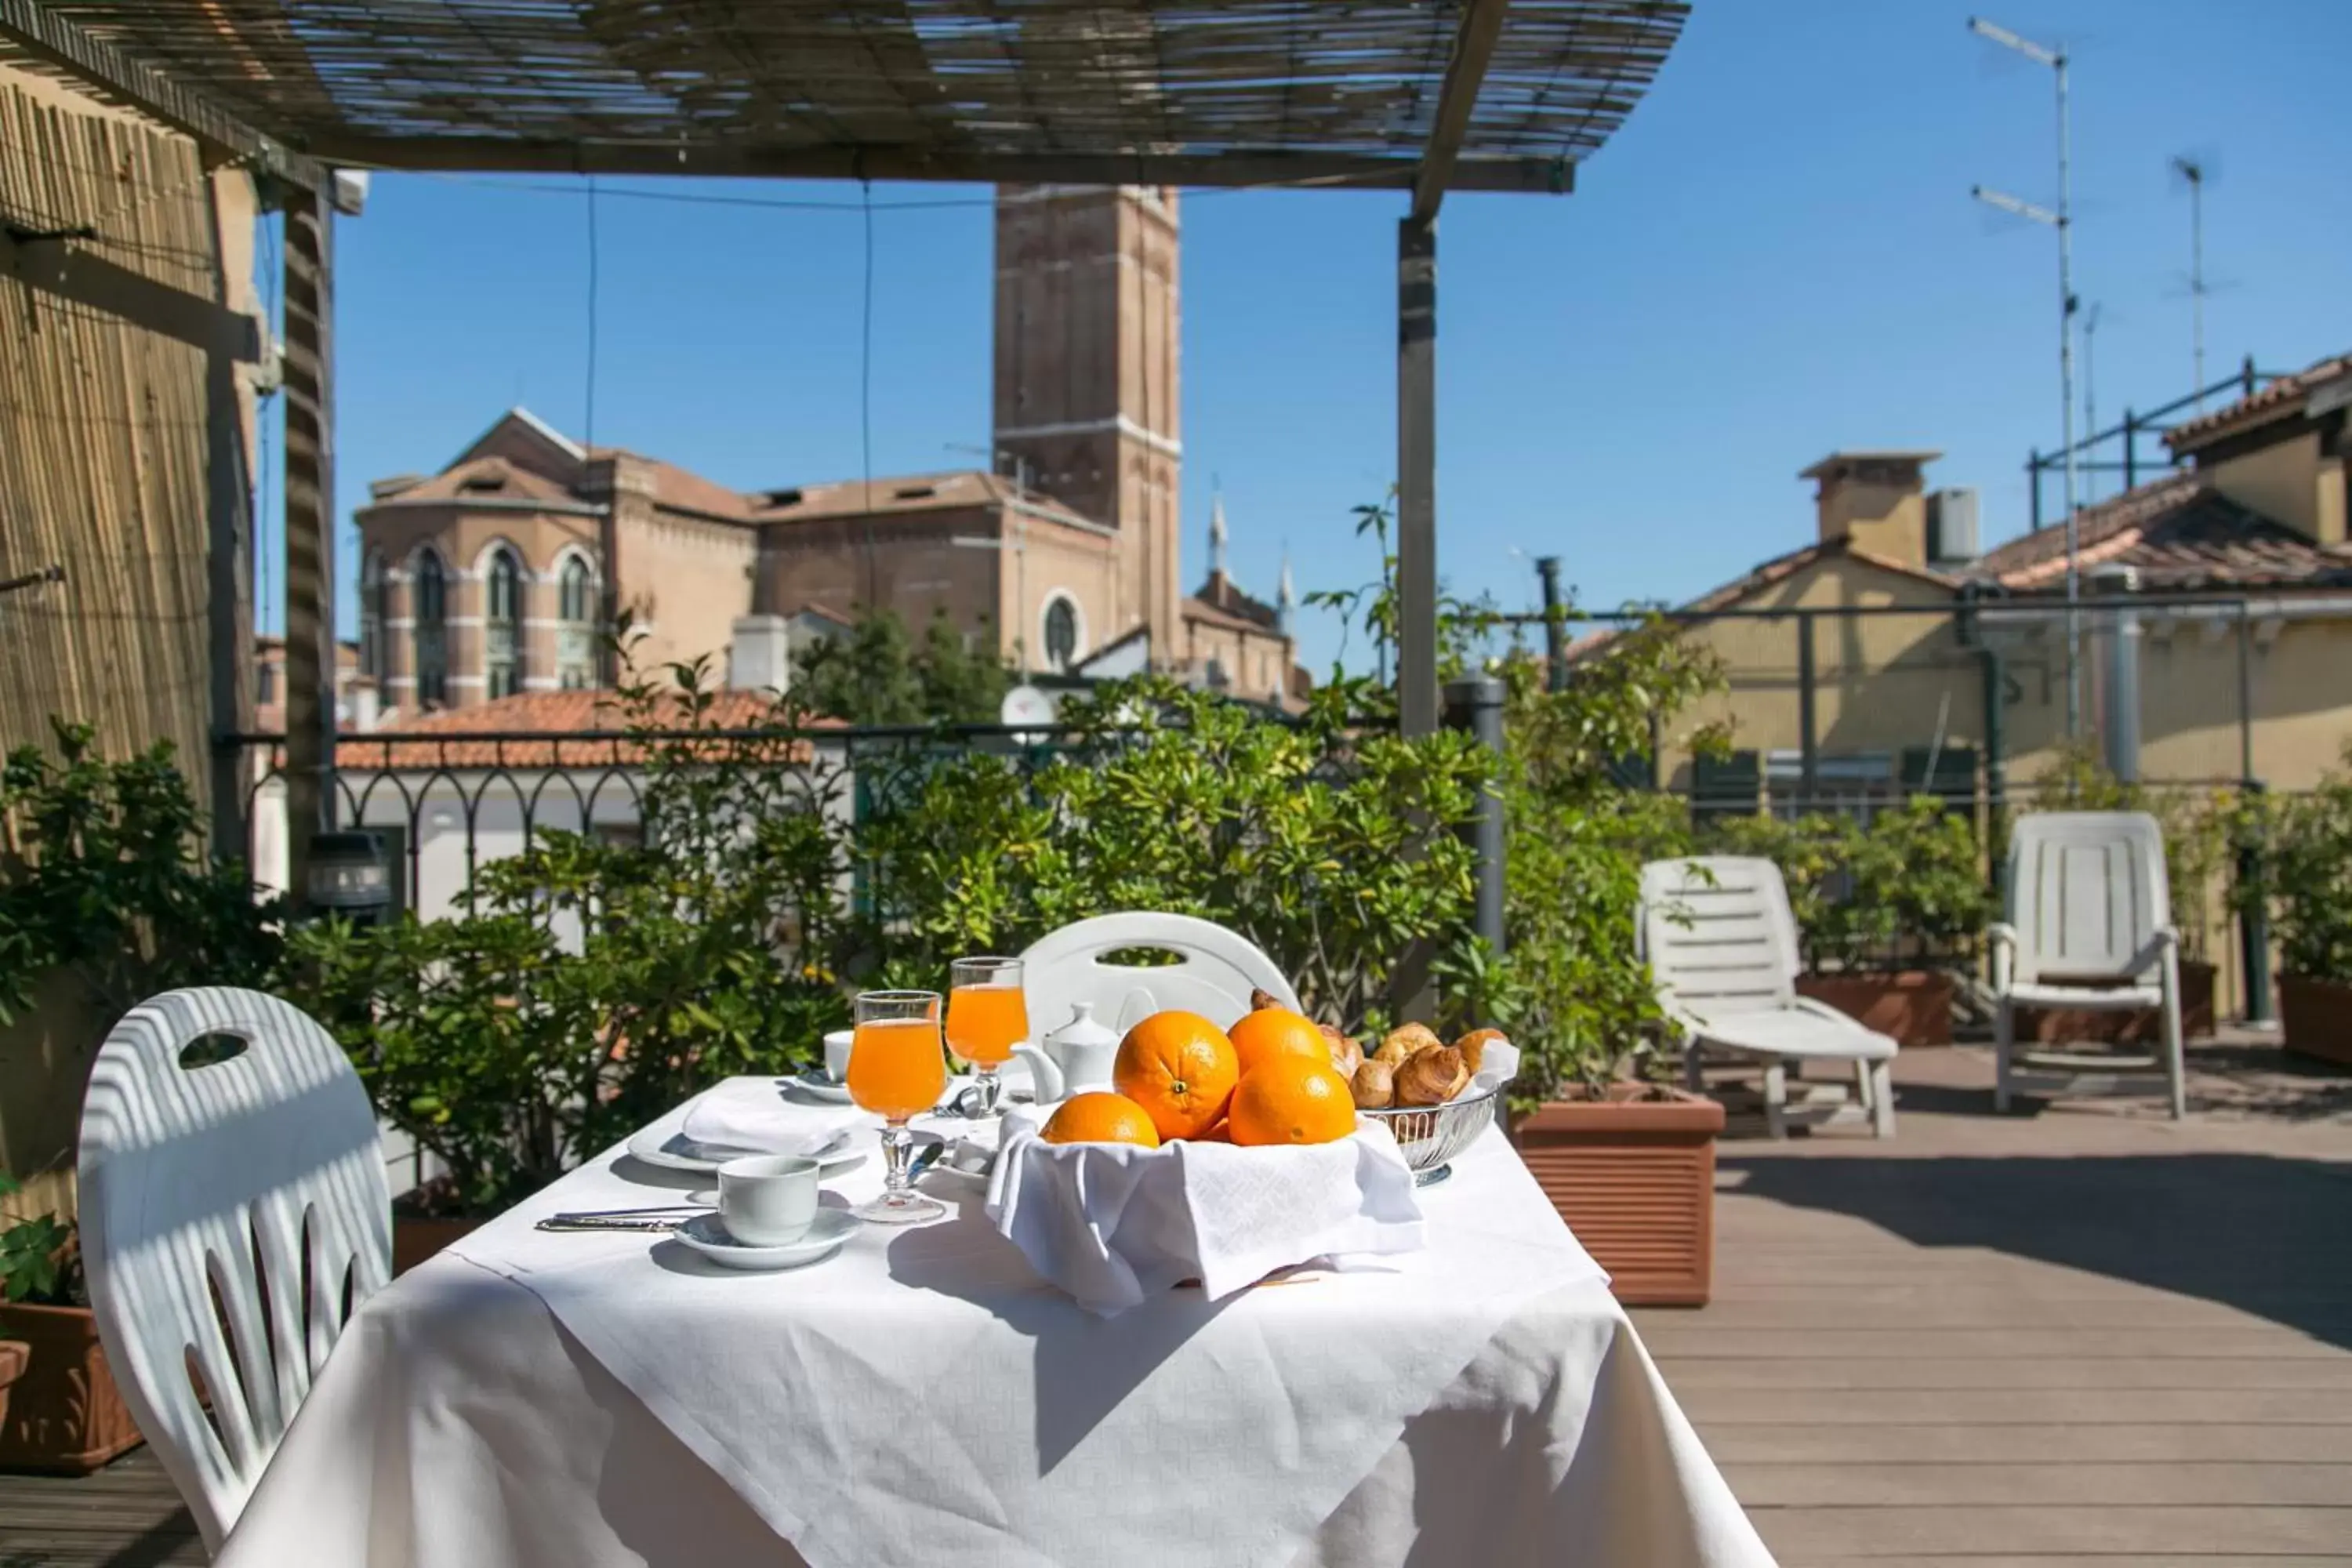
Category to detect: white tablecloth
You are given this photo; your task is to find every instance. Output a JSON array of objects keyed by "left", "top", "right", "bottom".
[{"left": 217, "top": 1091, "right": 1773, "bottom": 1568}]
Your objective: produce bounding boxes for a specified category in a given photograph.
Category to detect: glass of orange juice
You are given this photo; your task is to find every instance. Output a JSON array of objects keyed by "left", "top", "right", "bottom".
[
  {"left": 847, "top": 989, "right": 949, "bottom": 1225},
  {"left": 946, "top": 956, "right": 1027, "bottom": 1117}
]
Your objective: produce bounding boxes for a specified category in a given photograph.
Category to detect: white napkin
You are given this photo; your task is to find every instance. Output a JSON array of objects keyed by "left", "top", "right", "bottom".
[
  {"left": 985, "top": 1118, "right": 1425, "bottom": 1316},
  {"left": 679, "top": 1078, "right": 877, "bottom": 1157}
]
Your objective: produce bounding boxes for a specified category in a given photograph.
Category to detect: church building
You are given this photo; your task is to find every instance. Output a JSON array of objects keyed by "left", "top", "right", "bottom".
[{"left": 353, "top": 186, "right": 1305, "bottom": 717}]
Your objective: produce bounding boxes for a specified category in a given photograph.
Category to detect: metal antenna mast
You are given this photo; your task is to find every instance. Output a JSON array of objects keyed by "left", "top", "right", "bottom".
[{"left": 1971, "top": 15, "right": 2081, "bottom": 741}]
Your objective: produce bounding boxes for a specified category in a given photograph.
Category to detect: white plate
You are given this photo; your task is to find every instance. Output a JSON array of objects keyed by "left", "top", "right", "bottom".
[
  {"left": 626, "top": 1125, "right": 866, "bottom": 1178},
  {"left": 673, "top": 1209, "right": 858, "bottom": 1271},
  {"left": 780, "top": 1073, "right": 856, "bottom": 1105}
]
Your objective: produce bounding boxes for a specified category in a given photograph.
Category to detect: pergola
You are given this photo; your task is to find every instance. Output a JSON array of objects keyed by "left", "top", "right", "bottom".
[{"left": 1, "top": 0, "right": 1686, "bottom": 893}]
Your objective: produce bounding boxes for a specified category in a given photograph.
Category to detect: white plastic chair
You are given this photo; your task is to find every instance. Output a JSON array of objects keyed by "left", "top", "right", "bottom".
[
  {"left": 77, "top": 987, "right": 391, "bottom": 1551},
  {"left": 1639, "top": 856, "right": 1898, "bottom": 1138},
  {"left": 1018, "top": 912, "right": 1299, "bottom": 1037},
  {"left": 1992, "top": 811, "right": 2185, "bottom": 1119}
]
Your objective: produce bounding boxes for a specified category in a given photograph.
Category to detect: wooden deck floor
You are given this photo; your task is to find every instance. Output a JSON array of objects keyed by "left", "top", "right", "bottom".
[
  {"left": 7, "top": 1036, "right": 2347, "bottom": 1566},
  {"left": 1633, "top": 1036, "right": 2352, "bottom": 1566}
]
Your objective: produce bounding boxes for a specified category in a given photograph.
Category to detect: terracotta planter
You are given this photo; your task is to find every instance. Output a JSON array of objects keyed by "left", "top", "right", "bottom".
[
  {"left": 2281, "top": 973, "right": 2352, "bottom": 1067},
  {"left": 2013, "top": 958, "right": 2219, "bottom": 1044},
  {"left": 1795, "top": 970, "right": 1955, "bottom": 1046},
  {"left": 1511, "top": 1086, "right": 1725, "bottom": 1308},
  {"left": 0, "top": 1340, "right": 27, "bottom": 1432},
  {"left": 0, "top": 1301, "right": 141, "bottom": 1474},
  {"left": 394, "top": 1214, "right": 488, "bottom": 1276}
]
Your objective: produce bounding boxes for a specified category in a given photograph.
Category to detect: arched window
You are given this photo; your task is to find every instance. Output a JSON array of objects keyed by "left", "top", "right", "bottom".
[
  {"left": 1042, "top": 595, "right": 1080, "bottom": 672},
  {"left": 359, "top": 552, "right": 387, "bottom": 679},
  {"left": 485, "top": 546, "right": 523, "bottom": 700},
  {"left": 557, "top": 555, "right": 594, "bottom": 689},
  {"left": 414, "top": 549, "right": 448, "bottom": 708}
]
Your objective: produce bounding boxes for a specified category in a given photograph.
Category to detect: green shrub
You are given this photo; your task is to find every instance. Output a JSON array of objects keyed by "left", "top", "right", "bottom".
[{"left": 2238, "top": 748, "right": 2352, "bottom": 985}]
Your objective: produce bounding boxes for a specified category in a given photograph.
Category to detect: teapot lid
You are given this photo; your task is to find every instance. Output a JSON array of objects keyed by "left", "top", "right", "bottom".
[{"left": 1046, "top": 1000, "right": 1122, "bottom": 1049}]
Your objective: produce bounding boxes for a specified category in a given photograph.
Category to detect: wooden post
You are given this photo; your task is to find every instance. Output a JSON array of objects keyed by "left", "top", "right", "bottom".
[
  {"left": 281, "top": 185, "right": 336, "bottom": 906},
  {"left": 202, "top": 182, "right": 253, "bottom": 865},
  {"left": 1396, "top": 216, "right": 1438, "bottom": 737}
]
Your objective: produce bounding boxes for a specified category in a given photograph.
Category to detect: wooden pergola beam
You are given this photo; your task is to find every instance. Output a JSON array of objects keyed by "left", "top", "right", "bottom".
[
  {"left": 308, "top": 133, "right": 1575, "bottom": 196},
  {"left": 1412, "top": 0, "right": 1518, "bottom": 225},
  {"left": 0, "top": 0, "right": 325, "bottom": 188}
]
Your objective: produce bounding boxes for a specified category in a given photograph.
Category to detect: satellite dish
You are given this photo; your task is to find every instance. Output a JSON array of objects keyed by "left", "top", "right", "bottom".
[{"left": 1000, "top": 684, "right": 1057, "bottom": 744}]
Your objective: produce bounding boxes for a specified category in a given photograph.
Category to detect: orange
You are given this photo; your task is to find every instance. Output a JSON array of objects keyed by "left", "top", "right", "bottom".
[
  {"left": 1191, "top": 1118, "right": 1233, "bottom": 1144},
  {"left": 1040, "top": 1091, "right": 1162, "bottom": 1148},
  {"left": 1226, "top": 1005, "right": 1330, "bottom": 1079},
  {"left": 1228, "top": 1056, "right": 1357, "bottom": 1147},
  {"left": 1112, "top": 1010, "right": 1240, "bottom": 1142}
]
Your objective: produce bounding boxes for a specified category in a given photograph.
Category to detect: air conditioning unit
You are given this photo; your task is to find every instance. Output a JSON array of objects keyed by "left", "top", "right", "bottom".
[{"left": 1926, "top": 488, "right": 1980, "bottom": 564}]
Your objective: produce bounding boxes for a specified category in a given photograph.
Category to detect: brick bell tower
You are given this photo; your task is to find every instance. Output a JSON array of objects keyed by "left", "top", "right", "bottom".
[{"left": 993, "top": 185, "right": 1182, "bottom": 665}]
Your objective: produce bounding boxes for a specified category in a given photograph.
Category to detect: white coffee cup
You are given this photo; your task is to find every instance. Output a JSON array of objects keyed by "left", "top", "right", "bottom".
[
  {"left": 822, "top": 1029, "right": 854, "bottom": 1084},
  {"left": 717, "top": 1154, "right": 819, "bottom": 1247}
]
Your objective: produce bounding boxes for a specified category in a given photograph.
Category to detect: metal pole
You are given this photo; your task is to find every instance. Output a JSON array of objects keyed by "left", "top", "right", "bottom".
[
  {"left": 281, "top": 183, "right": 336, "bottom": 908},
  {"left": 2122, "top": 409, "right": 2136, "bottom": 490},
  {"left": 1535, "top": 556, "right": 1566, "bottom": 694},
  {"left": 1444, "top": 676, "right": 1508, "bottom": 958},
  {"left": 1396, "top": 216, "right": 1439, "bottom": 737},
  {"left": 2027, "top": 450, "right": 2042, "bottom": 533},
  {"left": 2237, "top": 601, "right": 2256, "bottom": 783},
  {"left": 1795, "top": 612, "right": 1818, "bottom": 814},
  {"left": 2095, "top": 566, "right": 2140, "bottom": 781},
  {"left": 2055, "top": 45, "right": 2082, "bottom": 743},
  {"left": 2188, "top": 165, "right": 2205, "bottom": 405},
  {"left": 2238, "top": 778, "right": 2274, "bottom": 1027}
]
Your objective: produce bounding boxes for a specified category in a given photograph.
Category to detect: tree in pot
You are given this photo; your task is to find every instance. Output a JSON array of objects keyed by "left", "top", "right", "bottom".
[
  {"left": 0, "top": 1174, "right": 140, "bottom": 1472},
  {"left": 2238, "top": 747, "right": 2352, "bottom": 1065},
  {"left": 1438, "top": 620, "right": 1731, "bottom": 1308}
]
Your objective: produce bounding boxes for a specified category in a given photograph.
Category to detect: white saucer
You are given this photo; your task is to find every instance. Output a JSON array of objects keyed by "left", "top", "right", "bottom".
[
  {"left": 673, "top": 1209, "right": 858, "bottom": 1271},
  {"left": 627, "top": 1126, "right": 866, "bottom": 1178},
  {"left": 781, "top": 1073, "right": 856, "bottom": 1105}
]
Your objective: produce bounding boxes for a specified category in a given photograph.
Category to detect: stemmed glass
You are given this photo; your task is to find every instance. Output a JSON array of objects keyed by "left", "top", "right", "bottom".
[
  {"left": 945, "top": 956, "right": 1027, "bottom": 1118},
  {"left": 845, "top": 990, "right": 949, "bottom": 1225}
]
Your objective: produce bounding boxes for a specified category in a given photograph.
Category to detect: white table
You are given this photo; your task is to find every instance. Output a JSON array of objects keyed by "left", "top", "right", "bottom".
[{"left": 218, "top": 1091, "right": 1773, "bottom": 1568}]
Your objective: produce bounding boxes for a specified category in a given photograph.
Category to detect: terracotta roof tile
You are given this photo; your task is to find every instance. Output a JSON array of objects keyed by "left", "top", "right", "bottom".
[
  {"left": 2164, "top": 350, "right": 2351, "bottom": 452},
  {"left": 383, "top": 456, "right": 583, "bottom": 507},
  {"left": 1973, "top": 473, "right": 2352, "bottom": 591}
]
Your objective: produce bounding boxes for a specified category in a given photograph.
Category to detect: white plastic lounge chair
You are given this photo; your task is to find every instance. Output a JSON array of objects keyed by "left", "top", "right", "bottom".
[
  {"left": 1018, "top": 912, "right": 1298, "bottom": 1036},
  {"left": 78, "top": 987, "right": 392, "bottom": 1550},
  {"left": 1992, "top": 811, "right": 2185, "bottom": 1119},
  {"left": 1639, "top": 856, "right": 1899, "bottom": 1138}
]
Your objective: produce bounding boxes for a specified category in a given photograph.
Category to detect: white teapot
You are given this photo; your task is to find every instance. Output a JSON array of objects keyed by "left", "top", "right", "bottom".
[{"left": 1013, "top": 1001, "right": 1120, "bottom": 1104}]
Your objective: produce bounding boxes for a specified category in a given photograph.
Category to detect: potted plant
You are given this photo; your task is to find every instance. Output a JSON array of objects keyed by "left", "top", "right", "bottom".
[
  {"left": 1464, "top": 625, "right": 1729, "bottom": 1308},
  {"left": 1711, "top": 800, "right": 1986, "bottom": 1047},
  {"left": 2014, "top": 746, "right": 2224, "bottom": 1043},
  {"left": 2245, "top": 752, "right": 2352, "bottom": 1065},
  {"left": 0, "top": 1174, "right": 140, "bottom": 1472}
]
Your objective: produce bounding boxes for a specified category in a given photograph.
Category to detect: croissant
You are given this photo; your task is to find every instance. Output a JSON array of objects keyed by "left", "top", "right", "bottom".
[
  {"left": 1250, "top": 987, "right": 1279, "bottom": 1014},
  {"left": 1350, "top": 1058, "right": 1397, "bottom": 1109},
  {"left": 1394, "top": 1045, "right": 1468, "bottom": 1107},
  {"left": 1375, "top": 1023, "right": 1440, "bottom": 1069},
  {"left": 1452, "top": 1028, "right": 1507, "bottom": 1078},
  {"left": 1318, "top": 1022, "right": 1363, "bottom": 1083}
]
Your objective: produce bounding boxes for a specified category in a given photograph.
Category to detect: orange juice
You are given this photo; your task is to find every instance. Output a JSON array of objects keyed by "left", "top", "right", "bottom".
[
  {"left": 946, "top": 984, "right": 1028, "bottom": 1068},
  {"left": 848, "top": 1018, "right": 948, "bottom": 1121}
]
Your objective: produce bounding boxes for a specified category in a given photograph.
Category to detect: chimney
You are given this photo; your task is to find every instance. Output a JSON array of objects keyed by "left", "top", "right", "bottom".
[
  {"left": 1798, "top": 451, "right": 1943, "bottom": 567},
  {"left": 728, "top": 615, "right": 792, "bottom": 693}
]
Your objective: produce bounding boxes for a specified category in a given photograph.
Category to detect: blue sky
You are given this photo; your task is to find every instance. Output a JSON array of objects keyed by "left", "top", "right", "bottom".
[{"left": 267, "top": 0, "right": 2352, "bottom": 675}]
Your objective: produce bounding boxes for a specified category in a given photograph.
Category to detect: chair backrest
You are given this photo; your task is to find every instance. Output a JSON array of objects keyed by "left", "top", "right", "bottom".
[
  {"left": 1018, "top": 912, "right": 1300, "bottom": 1035},
  {"left": 77, "top": 987, "right": 390, "bottom": 1550},
  {"left": 2005, "top": 811, "right": 2172, "bottom": 985},
  {"left": 1637, "top": 856, "right": 1801, "bottom": 1021}
]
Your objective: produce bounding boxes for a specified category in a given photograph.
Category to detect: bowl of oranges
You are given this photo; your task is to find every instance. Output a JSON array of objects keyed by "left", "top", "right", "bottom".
[{"left": 987, "top": 1000, "right": 1432, "bottom": 1314}]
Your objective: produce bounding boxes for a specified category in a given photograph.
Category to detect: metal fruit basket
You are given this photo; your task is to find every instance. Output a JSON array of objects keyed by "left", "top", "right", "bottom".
[{"left": 1357, "top": 1078, "right": 1501, "bottom": 1186}]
